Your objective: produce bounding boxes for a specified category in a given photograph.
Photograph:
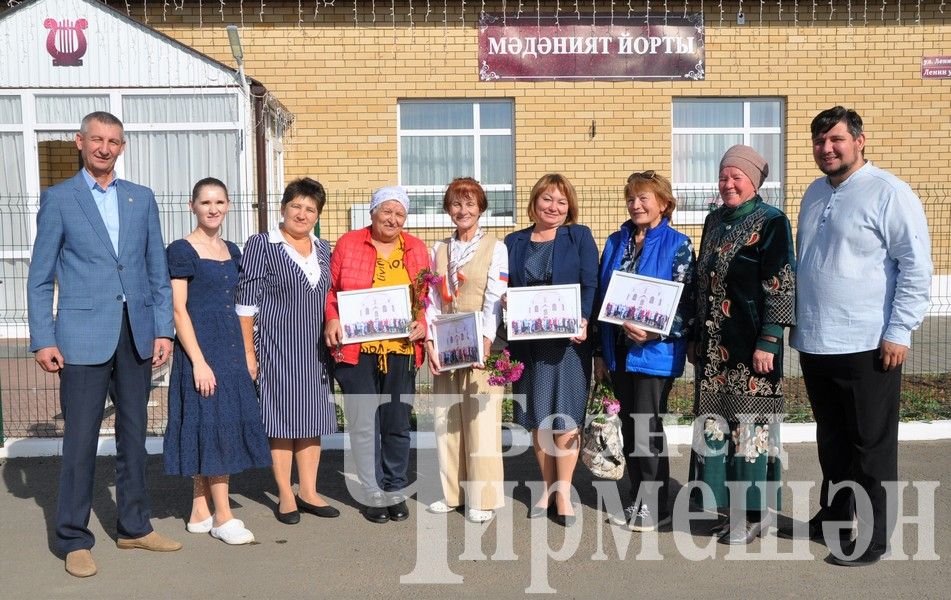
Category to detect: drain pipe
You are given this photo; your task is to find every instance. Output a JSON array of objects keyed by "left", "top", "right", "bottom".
[{"left": 251, "top": 82, "right": 269, "bottom": 233}]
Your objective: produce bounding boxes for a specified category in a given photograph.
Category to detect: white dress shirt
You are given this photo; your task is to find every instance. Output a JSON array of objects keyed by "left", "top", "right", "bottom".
[{"left": 791, "top": 161, "right": 932, "bottom": 353}]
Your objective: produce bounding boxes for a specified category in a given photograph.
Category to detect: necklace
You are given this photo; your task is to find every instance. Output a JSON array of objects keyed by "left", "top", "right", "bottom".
[
  {"left": 187, "top": 233, "right": 229, "bottom": 261},
  {"left": 281, "top": 231, "right": 312, "bottom": 256}
]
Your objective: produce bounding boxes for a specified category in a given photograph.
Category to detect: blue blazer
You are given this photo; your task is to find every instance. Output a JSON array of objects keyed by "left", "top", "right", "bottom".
[
  {"left": 27, "top": 171, "right": 173, "bottom": 365},
  {"left": 504, "top": 223, "right": 599, "bottom": 360}
]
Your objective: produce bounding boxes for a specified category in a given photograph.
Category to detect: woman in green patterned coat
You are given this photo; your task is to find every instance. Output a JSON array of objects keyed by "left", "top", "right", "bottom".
[{"left": 687, "top": 145, "right": 796, "bottom": 545}]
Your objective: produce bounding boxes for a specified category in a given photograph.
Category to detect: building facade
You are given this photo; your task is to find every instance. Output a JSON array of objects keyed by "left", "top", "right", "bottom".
[
  {"left": 113, "top": 2, "right": 949, "bottom": 292},
  {"left": 0, "top": 0, "right": 948, "bottom": 439}
]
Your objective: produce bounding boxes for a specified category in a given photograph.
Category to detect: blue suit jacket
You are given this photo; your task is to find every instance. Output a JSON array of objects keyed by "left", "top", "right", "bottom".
[{"left": 27, "top": 170, "right": 173, "bottom": 365}]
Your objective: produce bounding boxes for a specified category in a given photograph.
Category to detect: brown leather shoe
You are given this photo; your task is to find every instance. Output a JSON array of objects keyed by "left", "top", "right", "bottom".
[
  {"left": 116, "top": 531, "right": 182, "bottom": 552},
  {"left": 65, "top": 549, "right": 97, "bottom": 577}
]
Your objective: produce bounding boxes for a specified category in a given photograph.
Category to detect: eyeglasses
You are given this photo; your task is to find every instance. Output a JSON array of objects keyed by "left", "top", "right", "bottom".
[{"left": 627, "top": 170, "right": 657, "bottom": 182}]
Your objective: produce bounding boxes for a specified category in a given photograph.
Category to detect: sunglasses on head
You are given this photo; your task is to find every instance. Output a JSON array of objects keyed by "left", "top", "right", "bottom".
[{"left": 627, "top": 170, "right": 657, "bottom": 182}]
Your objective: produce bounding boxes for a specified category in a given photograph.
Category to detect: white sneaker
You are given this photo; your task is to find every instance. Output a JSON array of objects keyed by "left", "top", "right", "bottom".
[
  {"left": 427, "top": 500, "right": 457, "bottom": 514},
  {"left": 210, "top": 519, "right": 255, "bottom": 545},
  {"left": 609, "top": 503, "right": 639, "bottom": 526},
  {"left": 186, "top": 516, "right": 213, "bottom": 533},
  {"left": 627, "top": 505, "right": 671, "bottom": 532},
  {"left": 466, "top": 508, "right": 495, "bottom": 523}
]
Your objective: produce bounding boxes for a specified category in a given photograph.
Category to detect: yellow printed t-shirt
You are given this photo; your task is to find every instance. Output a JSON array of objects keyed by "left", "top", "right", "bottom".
[{"left": 361, "top": 237, "right": 414, "bottom": 371}]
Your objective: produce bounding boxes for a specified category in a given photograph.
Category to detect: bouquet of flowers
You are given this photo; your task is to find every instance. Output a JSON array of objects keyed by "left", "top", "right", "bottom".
[
  {"left": 485, "top": 348, "right": 525, "bottom": 386},
  {"left": 412, "top": 268, "right": 444, "bottom": 315},
  {"left": 587, "top": 381, "right": 621, "bottom": 424},
  {"left": 581, "top": 380, "right": 625, "bottom": 480}
]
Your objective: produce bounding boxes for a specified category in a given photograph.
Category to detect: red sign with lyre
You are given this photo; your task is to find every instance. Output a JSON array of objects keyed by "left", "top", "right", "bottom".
[{"left": 44, "top": 18, "right": 88, "bottom": 67}]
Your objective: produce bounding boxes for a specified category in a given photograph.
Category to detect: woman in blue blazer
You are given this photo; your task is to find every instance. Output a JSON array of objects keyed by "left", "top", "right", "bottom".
[{"left": 504, "top": 174, "right": 599, "bottom": 526}]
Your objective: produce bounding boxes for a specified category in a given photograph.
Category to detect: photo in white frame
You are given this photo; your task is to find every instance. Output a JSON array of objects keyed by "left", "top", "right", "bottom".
[
  {"left": 596, "top": 271, "right": 684, "bottom": 336},
  {"left": 506, "top": 284, "right": 582, "bottom": 341},
  {"left": 338, "top": 284, "right": 413, "bottom": 344},
  {"left": 431, "top": 312, "right": 484, "bottom": 372}
]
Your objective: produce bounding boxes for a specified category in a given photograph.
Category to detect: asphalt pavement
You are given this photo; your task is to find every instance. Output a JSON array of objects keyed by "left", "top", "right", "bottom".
[{"left": 0, "top": 442, "right": 948, "bottom": 598}]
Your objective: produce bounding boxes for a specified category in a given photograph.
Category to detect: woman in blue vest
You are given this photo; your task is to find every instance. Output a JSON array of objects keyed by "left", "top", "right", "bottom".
[{"left": 594, "top": 171, "right": 695, "bottom": 532}]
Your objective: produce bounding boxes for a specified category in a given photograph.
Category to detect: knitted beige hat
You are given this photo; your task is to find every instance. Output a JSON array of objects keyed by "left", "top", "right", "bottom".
[{"left": 719, "top": 145, "right": 769, "bottom": 189}]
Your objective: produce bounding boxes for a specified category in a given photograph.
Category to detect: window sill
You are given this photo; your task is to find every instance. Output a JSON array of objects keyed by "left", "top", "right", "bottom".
[{"left": 350, "top": 203, "right": 515, "bottom": 229}]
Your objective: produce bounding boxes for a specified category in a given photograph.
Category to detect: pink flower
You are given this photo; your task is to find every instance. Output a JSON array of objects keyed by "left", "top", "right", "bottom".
[
  {"left": 588, "top": 381, "right": 620, "bottom": 418},
  {"left": 412, "top": 268, "right": 444, "bottom": 314},
  {"left": 485, "top": 349, "right": 524, "bottom": 386}
]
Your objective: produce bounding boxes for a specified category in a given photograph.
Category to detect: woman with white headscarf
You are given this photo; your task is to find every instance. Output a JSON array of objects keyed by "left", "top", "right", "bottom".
[{"left": 325, "top": 186, "right": 429, "bottom": 524}]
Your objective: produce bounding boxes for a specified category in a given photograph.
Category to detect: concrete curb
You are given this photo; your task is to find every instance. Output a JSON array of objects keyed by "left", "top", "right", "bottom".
[{"left": 3, "top": 420, "right": 951, "bottom": 458}]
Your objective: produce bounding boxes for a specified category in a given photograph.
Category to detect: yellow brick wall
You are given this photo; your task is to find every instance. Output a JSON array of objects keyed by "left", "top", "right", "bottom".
[
  {"left": 37, "top": 141, "right": 79, "bottom": 190},
  {"left": 94, "top": 2, "right": 951, "bottom": 266}
]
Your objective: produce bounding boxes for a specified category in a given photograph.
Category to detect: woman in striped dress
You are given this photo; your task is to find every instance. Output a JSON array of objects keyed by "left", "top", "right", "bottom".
[{"left": 236, "top": 178, "right": 339, "bottom": 524}]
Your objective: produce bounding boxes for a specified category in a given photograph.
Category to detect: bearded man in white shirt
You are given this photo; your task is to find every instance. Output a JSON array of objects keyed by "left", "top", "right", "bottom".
[{"left": 782, "top": 106, "right": 932, "bottom": 567}]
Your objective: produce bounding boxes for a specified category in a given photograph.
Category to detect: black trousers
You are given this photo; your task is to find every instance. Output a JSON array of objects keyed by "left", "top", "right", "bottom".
[
  {"left": 335, "top": 353, "right": 416, "bottom": 498},
  {"left": 799, "top": 349, "right": 901, "bottom": 547},
  {"left": 56, "top": 307, "right": 153, "bottom": 553},
  {"left": 610, "top": 369, "right": 673, "bottom": 512}
]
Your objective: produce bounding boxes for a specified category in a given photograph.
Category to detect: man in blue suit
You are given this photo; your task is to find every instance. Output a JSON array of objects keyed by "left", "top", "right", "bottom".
[{"left": 27, "top": 111, "right": 180, "bottom": 578}]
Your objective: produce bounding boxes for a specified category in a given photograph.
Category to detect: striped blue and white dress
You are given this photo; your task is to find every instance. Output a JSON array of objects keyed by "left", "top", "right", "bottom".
[{"left": 236, "top": 230, "right": 336, "bottom": 438}]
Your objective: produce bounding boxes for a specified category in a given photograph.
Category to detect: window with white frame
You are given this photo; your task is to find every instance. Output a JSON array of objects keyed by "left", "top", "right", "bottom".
[
  {"left": 0, "top": 88, "right": 280, "bottom": 336},
  {"left": 2, "top": 89, "right": 249, "bottom": 249},
  {"left": 671, "top": 98, "right": 784, "bottom": 221},
  {"left": 398, "top": 99, "right": 515, "bottom": 224}
]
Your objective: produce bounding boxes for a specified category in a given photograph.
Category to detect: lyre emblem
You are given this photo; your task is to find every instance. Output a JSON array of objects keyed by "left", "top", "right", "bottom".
[{"left": 44, "top": 18, "right": 88, "bottom": 67}]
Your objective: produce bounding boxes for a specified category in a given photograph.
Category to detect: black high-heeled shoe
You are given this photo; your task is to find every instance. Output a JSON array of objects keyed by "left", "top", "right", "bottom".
[{"left": 554, "top": 513, "right": 577, "bottom": 527}]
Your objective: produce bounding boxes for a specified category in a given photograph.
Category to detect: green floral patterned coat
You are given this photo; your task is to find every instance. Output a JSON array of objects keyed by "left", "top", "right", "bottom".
[{"left": 693, "top": 196, "right": 796, "bottom": 425}]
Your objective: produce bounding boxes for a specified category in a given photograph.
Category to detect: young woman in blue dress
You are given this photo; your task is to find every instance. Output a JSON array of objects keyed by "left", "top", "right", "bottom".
[{"left": 164, "top": 178, "right": 271, "bottom": 545}]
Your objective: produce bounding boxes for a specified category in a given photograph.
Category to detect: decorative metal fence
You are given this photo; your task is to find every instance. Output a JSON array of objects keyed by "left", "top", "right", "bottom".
[{"left": 1, "top": 185, "right": 949, "bottom": 440}]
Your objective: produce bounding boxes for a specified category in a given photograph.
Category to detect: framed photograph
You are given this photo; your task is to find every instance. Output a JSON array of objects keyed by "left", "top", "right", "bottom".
[
  {"left": 338, "top": 284, "right": 413, "bottom": 344},
  {"left": 506, "top": 284, "right": 582, "bottom": 341},
  {"left": 432, "top": 312, "right": 484, "bottom": 372},
  {"left": 596, "top": 271, "right": 684, "bottom": 336}
]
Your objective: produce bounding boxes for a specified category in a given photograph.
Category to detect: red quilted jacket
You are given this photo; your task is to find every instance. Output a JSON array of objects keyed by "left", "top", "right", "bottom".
[{"left": 325, "top": 227, "right": 429, "bottom": 367}]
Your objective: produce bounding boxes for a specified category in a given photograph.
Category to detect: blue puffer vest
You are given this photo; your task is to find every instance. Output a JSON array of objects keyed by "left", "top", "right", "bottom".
[{"left": 598, "top": 218, "right": 688, "bottom": 377}]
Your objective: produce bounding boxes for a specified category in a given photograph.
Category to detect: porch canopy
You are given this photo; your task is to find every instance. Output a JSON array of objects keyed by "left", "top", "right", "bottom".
[{"left": 0, "top": 0, "right": 292, "bottom": 337}]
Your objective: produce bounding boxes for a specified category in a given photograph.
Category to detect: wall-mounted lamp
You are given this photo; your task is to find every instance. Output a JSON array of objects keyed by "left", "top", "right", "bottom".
[
  {"left": 589, "top": 120, "right": 596, "bottom": 139},
  {"left": 736, "top": 11, "right": 746, "bottom": 25}
]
